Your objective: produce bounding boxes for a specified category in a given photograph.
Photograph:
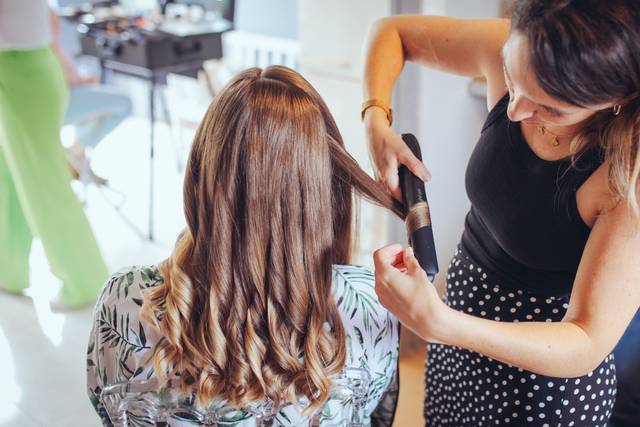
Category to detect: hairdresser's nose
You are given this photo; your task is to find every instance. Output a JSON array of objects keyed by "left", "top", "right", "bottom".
[{"left": 506, "top": 92, "right": 536, "bottom": 122}]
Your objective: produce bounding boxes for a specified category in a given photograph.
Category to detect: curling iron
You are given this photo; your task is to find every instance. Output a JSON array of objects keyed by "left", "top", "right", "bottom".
[{"left": 399, "top": 133, "right": 439, "bottom": 282}]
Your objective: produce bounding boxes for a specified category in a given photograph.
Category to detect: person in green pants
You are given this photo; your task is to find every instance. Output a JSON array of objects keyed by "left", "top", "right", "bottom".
[{"left": 0, "top": 1, "right": 108, "bottom": 307}]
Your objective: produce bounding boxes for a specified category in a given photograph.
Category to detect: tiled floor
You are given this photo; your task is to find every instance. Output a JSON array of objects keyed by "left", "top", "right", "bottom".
[{"left": 0, "top": 294, "right": 98, "bottom": 426}]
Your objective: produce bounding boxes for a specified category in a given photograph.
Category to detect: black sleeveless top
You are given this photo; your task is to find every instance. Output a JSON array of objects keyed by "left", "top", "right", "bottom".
[{"left": 460, "top": 93, "right": 604, "bottom": 297}]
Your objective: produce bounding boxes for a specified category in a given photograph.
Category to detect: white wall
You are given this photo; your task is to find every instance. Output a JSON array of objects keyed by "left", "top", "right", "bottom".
[
  {"left": 423, "top": 0, "right": 501, "bottom": 18},
  {"left": 235, "top": 0, "right": 298, "bottom": 39}
]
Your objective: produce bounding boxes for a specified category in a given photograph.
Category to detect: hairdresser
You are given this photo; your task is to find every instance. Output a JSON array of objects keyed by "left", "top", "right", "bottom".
[{"left": 363, "top": 1, "right": 640, "bottom": 426}]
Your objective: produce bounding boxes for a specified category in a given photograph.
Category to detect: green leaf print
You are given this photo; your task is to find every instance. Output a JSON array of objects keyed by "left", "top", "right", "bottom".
[
  {"left": 124, "top": 271, "right": 135, "bottom": 298},
  {"left": 354, "top": 326, "right": 364, "bottom": 346},
  {"left": 139, "top": 322, "right": 147, "bottom": 347}
]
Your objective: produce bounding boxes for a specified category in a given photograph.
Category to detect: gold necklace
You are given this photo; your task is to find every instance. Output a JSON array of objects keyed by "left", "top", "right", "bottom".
[
  {"left": 535, "top": 125, "right": 580, "bottom": 148},
  {"left": 536, "top": 125, "right": 561, "bottom": 147}
]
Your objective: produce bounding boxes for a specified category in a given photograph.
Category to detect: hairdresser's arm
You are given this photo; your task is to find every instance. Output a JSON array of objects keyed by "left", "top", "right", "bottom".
[
  {"left": 362, "top": 16, "right": 510, "bottom": 198},
  {"left": 374, "top": 200, "right": 640, "bottom": 377}
]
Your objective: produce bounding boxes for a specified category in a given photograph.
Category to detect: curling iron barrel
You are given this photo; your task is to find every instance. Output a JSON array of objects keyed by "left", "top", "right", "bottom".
[{"left": 399, "top": 133, "right": 439, "bottom": 282}]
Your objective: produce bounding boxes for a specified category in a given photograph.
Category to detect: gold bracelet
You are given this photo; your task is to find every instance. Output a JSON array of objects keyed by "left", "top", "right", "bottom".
[{"left": 361, "top": 99, "right": 393, "bottom": 125}]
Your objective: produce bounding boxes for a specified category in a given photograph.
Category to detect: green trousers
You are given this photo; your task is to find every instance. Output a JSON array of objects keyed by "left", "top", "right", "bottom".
[{"left": 0, "top": 48, "right": 108, "bottom": 305}]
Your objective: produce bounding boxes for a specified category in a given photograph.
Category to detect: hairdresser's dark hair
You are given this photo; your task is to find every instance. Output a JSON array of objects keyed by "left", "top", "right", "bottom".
[{"left": 512, "top": 0, "right": 640, "bottom": 213}]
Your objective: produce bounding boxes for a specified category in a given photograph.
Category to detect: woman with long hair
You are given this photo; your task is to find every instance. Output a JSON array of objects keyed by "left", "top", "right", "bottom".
[
  {"left": 87, "top": 66, "right": 403, "bottom": 425},
  {"left": 365, "top": 0, "right": 640, "bottom": 426}
]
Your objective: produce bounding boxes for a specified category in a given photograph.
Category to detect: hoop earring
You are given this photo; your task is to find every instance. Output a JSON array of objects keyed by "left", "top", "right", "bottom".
[{"left": 613, "top": 104, "right": 622, "bottom": 116}]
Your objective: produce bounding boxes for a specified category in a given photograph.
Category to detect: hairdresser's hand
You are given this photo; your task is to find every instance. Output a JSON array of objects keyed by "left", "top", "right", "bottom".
[
  {"left": 374, "top": 243, "right": 447, "bottom": 343},
  {"left": 364, "top": 108, "right": 431, "bottom": 200}
]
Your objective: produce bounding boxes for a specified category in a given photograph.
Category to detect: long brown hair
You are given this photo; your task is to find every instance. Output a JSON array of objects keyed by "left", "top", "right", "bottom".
[
  {"left": 512, "top": 0, "right": 640, "bottom": 214},
  {"left": 140, "top": 66, "right": 403, "bottom": 411}
]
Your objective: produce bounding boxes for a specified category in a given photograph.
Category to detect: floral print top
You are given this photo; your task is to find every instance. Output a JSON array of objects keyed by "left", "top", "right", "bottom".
[{"left": 87, "top": 264, "right": 399, "bottom": 426}]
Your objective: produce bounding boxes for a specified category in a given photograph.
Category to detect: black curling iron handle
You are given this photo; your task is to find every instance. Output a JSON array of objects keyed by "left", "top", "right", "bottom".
[{"left": 399, "top": 133, "right": 439, "bottom": 282}]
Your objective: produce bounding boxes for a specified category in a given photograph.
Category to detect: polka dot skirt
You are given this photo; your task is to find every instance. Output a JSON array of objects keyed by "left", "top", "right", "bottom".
[{"left": 424, "top": 247, "right": 616, "bottom": 427}]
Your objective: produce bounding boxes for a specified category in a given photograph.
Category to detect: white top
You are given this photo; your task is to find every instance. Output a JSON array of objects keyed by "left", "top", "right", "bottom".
[{"left": 0, "top": 0, "right": 52, "bottom": 50}]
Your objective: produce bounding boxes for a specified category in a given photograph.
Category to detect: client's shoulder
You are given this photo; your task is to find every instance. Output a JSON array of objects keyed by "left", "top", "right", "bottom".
[
  {"left": 331, "top": 264, "right": 375, "bottom": 288},
  {"left": 331, "top": 263, "right": 397, "bottom": 340},
  {"left": 331, "top": 264, "right": 399, "bottom": 415},
  {"left": 88, "top": 266, "right": 163, "bottom": 403},
  {"left": 93, "top": 265, "right": 164, "bottom": 328},
  {"left": 97, "top": 265, "right": 164, "bottom": 308},
  {"left": 331, "top": 264, "right": 379, "bottom": 313}
]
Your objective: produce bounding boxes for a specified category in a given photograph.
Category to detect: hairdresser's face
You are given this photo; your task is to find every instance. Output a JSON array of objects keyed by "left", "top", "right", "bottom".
[{"left": 502, "top": 33, "right": 608, "bottom": 128}]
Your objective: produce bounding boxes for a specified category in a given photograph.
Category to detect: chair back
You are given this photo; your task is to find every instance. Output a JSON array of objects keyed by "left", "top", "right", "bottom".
[{"left": 101, "top": 367, "right": 371, "bottom": 426}]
